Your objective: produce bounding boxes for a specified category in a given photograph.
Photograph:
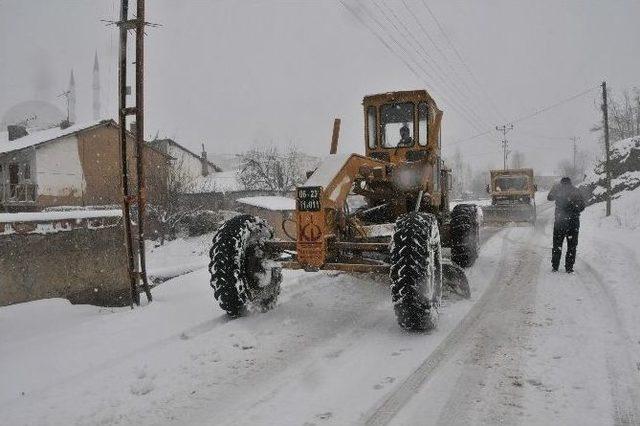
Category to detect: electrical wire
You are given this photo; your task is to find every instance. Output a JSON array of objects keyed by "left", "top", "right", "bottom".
[
  {"left": 372, "top": 0, "right": 491, "bottom": 131},
  {"left": 451, "top": 84, "right": 600, "bottom": 145},
  {"left": 400, "top": 0, "right": 502, "bottom": 126},
  {"left": 339, "top": 0, "right": 488, "bottom": 136},
  {"left": 420, "top": 0, "right": 506, "bottom": 123}
]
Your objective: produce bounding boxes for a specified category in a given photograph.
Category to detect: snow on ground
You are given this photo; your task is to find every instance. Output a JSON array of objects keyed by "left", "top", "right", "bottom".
[
  {"left": 392, "top": 190, "right": 640, "bottom": 425},
  {"left": 2, "top": 191, "right": 640, "bottom": 425},
  {"left": 146, "top": 232, "right": 215, "bottom": 283},
  {"left": 0, "top": 215, "right": 504, "bottom": 425}
]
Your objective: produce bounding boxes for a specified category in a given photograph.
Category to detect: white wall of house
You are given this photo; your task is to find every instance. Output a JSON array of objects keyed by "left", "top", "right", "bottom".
[
  {"left": 167, "top": 144, "right": 207, "bottom": 183},
  {"left": 35, "top": 135, "right": 86, "bottom": 198}
]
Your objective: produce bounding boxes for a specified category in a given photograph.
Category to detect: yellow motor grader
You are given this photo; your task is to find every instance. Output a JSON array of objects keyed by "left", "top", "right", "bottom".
[
  {"left": 209, "top": 90, "right": 481, "bottom": 331},
  {"left": 482, "top": 168, "right": 537, "bottom": 225}
]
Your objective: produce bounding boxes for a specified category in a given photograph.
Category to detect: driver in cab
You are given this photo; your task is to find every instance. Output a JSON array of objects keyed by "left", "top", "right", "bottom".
[{"left": 398, "top": 123, "right": 412, "bottom": 147}]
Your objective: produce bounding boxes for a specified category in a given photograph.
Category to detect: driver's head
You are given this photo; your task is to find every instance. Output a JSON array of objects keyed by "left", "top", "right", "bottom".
[{"left": 400, "top": 124, "right": 410, "bottom": 138}]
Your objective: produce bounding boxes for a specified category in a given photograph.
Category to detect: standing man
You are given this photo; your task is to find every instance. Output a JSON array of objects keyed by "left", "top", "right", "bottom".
[{"left": 547, "top": 177, "right": 586, "bottom": 273}]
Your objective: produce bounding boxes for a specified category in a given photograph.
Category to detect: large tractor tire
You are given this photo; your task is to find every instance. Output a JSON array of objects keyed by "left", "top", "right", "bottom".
[
  {"left": 390, "top": 212, "right": 443, "bottom": 331},
  {"left": 450, "top": 204, "right": 480, "bottom": 268},
  {"left": 209, "top": 214, "right": 282, "bottom": 317}
]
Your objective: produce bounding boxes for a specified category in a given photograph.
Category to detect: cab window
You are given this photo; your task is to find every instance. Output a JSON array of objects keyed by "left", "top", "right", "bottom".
[
  {"left": 381, "top": 102, "right": 414, "bottom": 148},
  {"left": 418, "top": 102, "right": 428, "bottom": 146},
  {"left": 367, "top": 106, "right": 377, "bottom": 149}
]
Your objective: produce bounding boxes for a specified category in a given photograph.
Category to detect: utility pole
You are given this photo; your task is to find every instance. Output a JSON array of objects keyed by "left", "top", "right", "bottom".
[
  {"left": 602, "top": 81, "right": 612, "bottom": 217},
  {"left": 496, "top": 124, "right": 514, "bottom": 170},
  {"left": 117, "top": 0, "right": 153, "bottom": 305},
  {"left": 570, "top": 136, "right": 579, "bottom": 170}
]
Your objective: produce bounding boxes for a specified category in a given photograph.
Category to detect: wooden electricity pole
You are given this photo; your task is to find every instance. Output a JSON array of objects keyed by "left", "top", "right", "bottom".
[
  {"left": 570, "top": 136, "right": 579, "bottom": 171},
  {"left": 496, "top": 124, "right": 514, "bottom": 170},
  {"left": 602, "top": 81, "right": 612, "bottom": 217},
  {"left": 118, "top": 0, "right": 152, "bottom": 305}
]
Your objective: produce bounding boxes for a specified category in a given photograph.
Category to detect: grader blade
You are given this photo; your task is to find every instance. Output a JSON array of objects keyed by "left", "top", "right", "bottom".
[
  {"left": 482, "top": 204, "right": 535, "bottom": 225},
  {"left": 442, "top": 262, "right": 471, "bottom": 299}
]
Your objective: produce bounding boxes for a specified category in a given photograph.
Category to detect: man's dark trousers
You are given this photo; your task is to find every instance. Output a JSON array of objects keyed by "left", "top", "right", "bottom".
[{"left": 551, "top": 218, "right": 579, "bottom": 271}]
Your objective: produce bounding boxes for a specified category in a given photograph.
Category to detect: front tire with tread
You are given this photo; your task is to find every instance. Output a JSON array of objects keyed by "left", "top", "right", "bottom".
[
  {"left": 450, "top": 204, "right": 480, "bottom": 268},
  {"left": 390, "top": 212, "right": 442, "bottom": 331},
  {"left": 209, "top": 214, "right": 282, "bottom": 317}
]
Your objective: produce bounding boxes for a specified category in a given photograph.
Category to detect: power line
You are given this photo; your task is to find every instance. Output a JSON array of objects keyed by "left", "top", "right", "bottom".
[
  {"left": 510, "top": 85, "right": 600, "bottom": 124},
  {"left": 420, "top": 0, "right": 506, "bottom": 123},
  {"left": 359, "top": 0, "right": 487, "bottom": 133},
  {"left": 338, "top": 0, "right": 488, "bottom": 135},
  {"left": 400, "top": 0, "right": 502, "bottom": 126},
  {"left": 373, "top": 0, "right": 492, "bottom": 131},
  {"left": 452, "top": 84, "right": 600, "bottom": 145}
]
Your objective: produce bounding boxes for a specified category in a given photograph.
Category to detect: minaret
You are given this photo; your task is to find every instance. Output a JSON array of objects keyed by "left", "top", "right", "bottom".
[
  {"left": 92, "top": 51, "right": 101, "bottom": 120},
  {"left": 68, "top": 69, "right": 76, "bottom": 124},
  {"left": 201, "top": 143, "right": 210, "bottom": 176}
]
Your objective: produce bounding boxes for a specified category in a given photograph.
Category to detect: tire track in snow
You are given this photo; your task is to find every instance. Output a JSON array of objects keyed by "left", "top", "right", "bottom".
[
  {"left": 434, "top": 240, "right": 542, "bottom": 425},
  {"left": 576, "top": 259, "right": 640, "bottom": 425},
  {"left": 0, "top": 271, "right": 333, "bottom": 410},
  {"left": 364, "top": 227, "right": 541, "bottom": 425},
  {"left": 364, "top": 204, "right": 554, "bottom": 425}
]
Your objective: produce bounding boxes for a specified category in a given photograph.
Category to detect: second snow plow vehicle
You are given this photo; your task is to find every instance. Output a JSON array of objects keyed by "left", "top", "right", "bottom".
[
  {"left": 209, "top": 90, "right": 480, "bottom": 331},
  {"left": 482, "top": 168, "right": 537, "bottom": 225}
]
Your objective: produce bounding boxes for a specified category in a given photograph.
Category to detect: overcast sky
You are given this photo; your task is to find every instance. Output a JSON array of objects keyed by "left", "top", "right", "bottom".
[{"left": 1, "top": 0, "right": 639, "bottom": 174}]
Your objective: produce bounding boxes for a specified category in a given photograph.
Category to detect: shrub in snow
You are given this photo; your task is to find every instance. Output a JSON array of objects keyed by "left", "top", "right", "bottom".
[{"left": 178, "top": 210, "right": 223, "bottom": 237}]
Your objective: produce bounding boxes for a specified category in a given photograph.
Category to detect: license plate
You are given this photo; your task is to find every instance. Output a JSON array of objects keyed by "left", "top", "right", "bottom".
[{"left": 297, "top": 186, "right": 322, "bottom": 212}]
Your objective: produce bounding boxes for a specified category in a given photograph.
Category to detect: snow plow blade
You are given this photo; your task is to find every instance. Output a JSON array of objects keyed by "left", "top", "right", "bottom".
[
  {"left": 481, "top": 204, "right": 535, "bottom": 225},
  {"left": 442, "top": 261, "right": 471, "bottom": 299}
]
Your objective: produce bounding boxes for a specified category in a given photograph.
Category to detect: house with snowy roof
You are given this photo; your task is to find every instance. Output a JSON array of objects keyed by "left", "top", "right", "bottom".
[
  {"left": 147, "top": 138, "right": 221, "bottom": 182},
  {"left": 0, "top": 119, "right": 170, "bottom": 212}
]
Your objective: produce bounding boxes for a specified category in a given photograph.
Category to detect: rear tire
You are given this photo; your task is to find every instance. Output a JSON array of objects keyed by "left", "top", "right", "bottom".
[
  {"left": 209, "top": 215, "right": 282, "bottom": 317},
  {"left": 390, "top": 212, "right": 442, "bottom": 331},
  {"left": 450, "top": 204, "right": 480, "bottom": 268}
]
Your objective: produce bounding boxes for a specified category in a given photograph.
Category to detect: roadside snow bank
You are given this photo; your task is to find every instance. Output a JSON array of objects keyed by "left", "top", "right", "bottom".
[{"left": 582, "top": 186, "right": 640, "bottom": 230}]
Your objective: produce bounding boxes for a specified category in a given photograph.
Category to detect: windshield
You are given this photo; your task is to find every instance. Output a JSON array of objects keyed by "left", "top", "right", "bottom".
[
  {"left": 381, "top": 102, "right": 414, "bottom": 148},
  {"left": 494, "top": 176, "right": 528, "bottom": 191}
]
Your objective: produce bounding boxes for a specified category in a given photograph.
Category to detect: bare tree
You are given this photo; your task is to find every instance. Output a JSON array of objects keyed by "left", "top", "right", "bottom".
[
  {"left": 556, "top": 150, "right": 589, "bottom": 183},
  {"left": 237, "top": 145, "right": 305, "bottom": 194},
  {"left": 592, "top": 86, "right": 640, "bottom": 144},
  {"left": 147, "top": 156, "right": 201, "bottom": 245}
]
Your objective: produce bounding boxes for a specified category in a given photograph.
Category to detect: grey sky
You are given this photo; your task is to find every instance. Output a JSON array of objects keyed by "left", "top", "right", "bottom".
[{"left": 1, "top": 0, "right": 639, "bottom": 174}]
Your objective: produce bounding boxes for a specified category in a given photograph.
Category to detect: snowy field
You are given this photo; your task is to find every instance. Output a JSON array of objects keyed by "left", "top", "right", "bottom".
[{"left": 2, "top": 192, "right": 640, "bottom": 425}]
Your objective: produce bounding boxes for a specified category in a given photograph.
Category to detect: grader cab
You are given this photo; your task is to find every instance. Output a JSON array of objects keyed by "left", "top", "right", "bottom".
[{"left": 209, "top": 90, "right": 481, "bottom": 331}]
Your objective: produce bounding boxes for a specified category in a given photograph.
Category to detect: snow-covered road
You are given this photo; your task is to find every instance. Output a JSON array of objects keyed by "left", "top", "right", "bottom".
[
  {"left": 2, "top": 197, "right": 640, "bottom": 425},
  {"left": 389, "top": 202, "right": 640, "bottom": 425}
]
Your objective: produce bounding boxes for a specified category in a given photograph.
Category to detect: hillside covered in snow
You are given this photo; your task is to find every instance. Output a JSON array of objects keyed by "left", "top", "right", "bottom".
[{"left": 580, "top": 135, "right": 640, "bottom": 204}]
